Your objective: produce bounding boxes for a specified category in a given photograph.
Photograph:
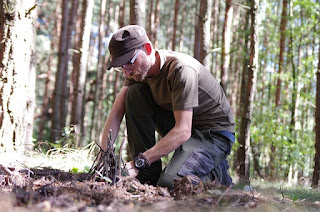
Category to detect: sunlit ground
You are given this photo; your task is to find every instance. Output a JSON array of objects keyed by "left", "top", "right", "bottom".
[
  {"left": 0, "top": 143, "right": 95, "bottom": 173},
  {"left": 1, "top": 146, "right": 320, "bottom": 211}
]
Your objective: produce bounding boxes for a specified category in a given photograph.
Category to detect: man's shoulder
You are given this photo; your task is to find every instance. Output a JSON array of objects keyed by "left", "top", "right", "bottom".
[{"left": 158, "top": 50, "right": 203, "bottom": 72}]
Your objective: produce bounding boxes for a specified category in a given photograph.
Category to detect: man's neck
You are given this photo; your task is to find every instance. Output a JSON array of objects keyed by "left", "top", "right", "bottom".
[{"left": 147, "top": 51, "right": 160, "bottom": 77}]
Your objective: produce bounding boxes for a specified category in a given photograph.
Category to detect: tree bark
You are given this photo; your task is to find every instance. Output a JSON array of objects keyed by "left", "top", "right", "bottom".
[
  {"left": 119, "top": 0, "right": 126, "bottom": 28},
  {"left": 237, "top": 0, "right": 260, "bottom": 183},
  {"left": 130, "top": 0, "right": 145, "bottom": 26},
  {"left": 236, "top": 0, "right": 250, "bottom": 176},
  {"left": 200, "top": 0, "right": 212, "bottom": 67},
  {"left": 271, "top": 0, "right": 288, "bottom": 180},
  {"left": 38, "top": 0, "right": 61, "bottom": 143},
  {"left": 51, "top": 0, "right": 69, "bottom": 142},
  {"left": 153, "top": 0, "right": 160, "bottom": 48},
  {"left": 312, "top": 26, "right": 320, "bottom": 187},
  {"left": 0, "top": 0, "right": 36, "bottom": 151},
  {"left": 220, "top": 0, "right": 233, "bottom": 94},
  {"left": 178, "top": 2, "right": 187, "bottom": 52},
  {"left": 172, "top": 0, "right": 179, "bottom": 51},
  {"left": 210, "top": 0, "right": 219, "bottom": 76},
  {"left": 70, "top": 0, "right": 93, "bottom": 147},
  {"left": 90, "top": 0, "right": 107, "bottom": 142},
  {"left": 146, "top": 0, "right": 153, "bottom": 40}
]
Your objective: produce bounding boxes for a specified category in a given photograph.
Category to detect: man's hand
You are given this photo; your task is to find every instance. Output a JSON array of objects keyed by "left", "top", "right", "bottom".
[{"left": 125, "top": 161, "right": 139, "bottom": 177}]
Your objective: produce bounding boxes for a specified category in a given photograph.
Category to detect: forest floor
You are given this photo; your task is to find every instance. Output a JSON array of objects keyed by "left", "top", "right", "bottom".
[
  {"left": 1, "top": 167, "right": 320, "bottom": 212},
  {"left": 1, "top": 150, "right": 320, "bottom": 211}
]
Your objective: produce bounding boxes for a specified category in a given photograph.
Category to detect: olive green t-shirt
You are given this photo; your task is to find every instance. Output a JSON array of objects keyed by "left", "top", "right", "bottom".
[{"left": 124, "top": 50, "right": 235, "bottom": 133}]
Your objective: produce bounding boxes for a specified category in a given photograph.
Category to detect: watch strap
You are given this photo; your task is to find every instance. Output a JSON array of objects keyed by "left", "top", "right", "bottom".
[{"left": 138, "top": 153, "right": 151, "bottom": 168}]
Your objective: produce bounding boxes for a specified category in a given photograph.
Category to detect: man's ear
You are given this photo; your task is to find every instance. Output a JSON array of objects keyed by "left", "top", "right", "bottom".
[{"left": 143, "top": 42, "right": 152, "bottom": 55}]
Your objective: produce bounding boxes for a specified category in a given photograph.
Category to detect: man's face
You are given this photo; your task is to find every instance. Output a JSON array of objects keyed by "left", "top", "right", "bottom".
[{"left": 121, "top": 48, "right": 151, "bottom": 81}]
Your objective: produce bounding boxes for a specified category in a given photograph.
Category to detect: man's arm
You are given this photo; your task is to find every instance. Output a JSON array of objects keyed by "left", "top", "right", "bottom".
[
  {"left": 126, "top": 108, "right": 193, "bottom": 176},
  {"left": 144, "top": 108, "right": 193, "bottom": 162},
  {"left": 100, "top": 86, "right": 129, "bottom": 150}
]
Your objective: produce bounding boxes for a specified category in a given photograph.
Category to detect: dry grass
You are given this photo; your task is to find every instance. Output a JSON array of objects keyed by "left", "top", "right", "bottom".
[{"left": 0, "top": 142, "right": 96, "bottom": 172}]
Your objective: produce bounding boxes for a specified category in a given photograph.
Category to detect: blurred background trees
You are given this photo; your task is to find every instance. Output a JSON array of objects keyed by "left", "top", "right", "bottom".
[{"left": 1, "top": 0, "right": 319, "bottom": 186}]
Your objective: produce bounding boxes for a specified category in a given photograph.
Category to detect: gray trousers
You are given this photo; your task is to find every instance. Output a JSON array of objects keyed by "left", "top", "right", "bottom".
[{"left": 125, "top": 83, "right": 232, "bottom": 189}]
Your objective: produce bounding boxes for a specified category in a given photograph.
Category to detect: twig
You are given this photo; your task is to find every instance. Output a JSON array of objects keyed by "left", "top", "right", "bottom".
[
  {"left": 0, "top": 164, "right": 13, "bottom": 176},
  {"left": 25, "top": 4, "right": 37, "bottom": 17},
  {"left": 118, "top": 136, "right": 127, "bottom": 176},
  {"left": 217, "top": 184, "right": 232, "bottom": 204},
  {"left": 86, "top": 130, "right": 127, "bottom": 184}
]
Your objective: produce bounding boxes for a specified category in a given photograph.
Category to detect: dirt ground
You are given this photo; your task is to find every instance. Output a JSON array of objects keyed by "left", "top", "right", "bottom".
[{"left": 0, "top": 167, "right": 319, "bottom": 212}]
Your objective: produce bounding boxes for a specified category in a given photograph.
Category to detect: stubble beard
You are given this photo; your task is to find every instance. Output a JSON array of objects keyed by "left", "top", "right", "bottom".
[{"left": 133, "top": 61, "right": 151, "bottom": 81}]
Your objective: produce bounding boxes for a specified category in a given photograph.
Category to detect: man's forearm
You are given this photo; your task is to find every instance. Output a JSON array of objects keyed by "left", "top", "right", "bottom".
[{"left": 143, "top": 126, "right": 191, "bottom": 164}]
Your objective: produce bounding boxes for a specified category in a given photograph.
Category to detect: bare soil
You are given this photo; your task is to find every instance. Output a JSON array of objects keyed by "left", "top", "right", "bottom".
[{"left": 0, "top": 167, "right": 319, "bottom": 211}]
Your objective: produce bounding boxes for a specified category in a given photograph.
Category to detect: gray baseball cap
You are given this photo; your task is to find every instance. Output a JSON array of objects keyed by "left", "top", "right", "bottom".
[{"left": 107, "top": 25, "right": 149, "bottom": 70}]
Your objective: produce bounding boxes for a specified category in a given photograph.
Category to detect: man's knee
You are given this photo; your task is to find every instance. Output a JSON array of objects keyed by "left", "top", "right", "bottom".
[{"left": 157, "top": 172, "right": 175, "bottom": 189}]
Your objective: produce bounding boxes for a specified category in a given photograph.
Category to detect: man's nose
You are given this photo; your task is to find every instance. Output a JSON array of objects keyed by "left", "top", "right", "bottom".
[{"left": 123, "top": 68, "right": 132, "bottom": 77}]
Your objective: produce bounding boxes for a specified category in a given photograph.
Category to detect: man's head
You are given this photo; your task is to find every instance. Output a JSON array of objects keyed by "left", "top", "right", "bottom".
[{"left": 107, "top": 25, "right": 150, "bottom": 70}]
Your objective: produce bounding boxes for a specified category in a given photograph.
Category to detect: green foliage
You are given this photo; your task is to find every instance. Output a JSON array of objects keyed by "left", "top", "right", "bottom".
[
  {"left": 281, "top": 187, "right": 320, "bottom": 203},
  {"left": 70, "top": 165, "right": 91, "bottom": 174}
]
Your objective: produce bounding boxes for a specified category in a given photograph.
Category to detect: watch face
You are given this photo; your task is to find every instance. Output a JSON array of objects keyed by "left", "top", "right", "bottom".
[{"left": 134, "top": 158, "right": 145, "bottom": 168}]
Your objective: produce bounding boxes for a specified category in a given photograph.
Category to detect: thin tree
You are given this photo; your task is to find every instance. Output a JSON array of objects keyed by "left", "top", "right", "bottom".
[
  {"left": 153, "top": 0, "right": 160, "bottom": 49},
  {"left": 271, "top": 0, "right": 288, "bottom": 180},
  {"left": 90, "top": 0, "right": 107, "bottom": 142},
  {"left": 200, "top": 0, "right": 212, "bottom": 67},
  {"left": 146, "top": 0, "right": 155, "bottom": 43},
  {"left": 130, "top": 0, "right": 146, "bottom": 26},
  {"left": 237, "top": 0, "right": 260, "bottom": 183},
  {"left": 172, "top": 0, "right": 180, "bottom": 51},
  {"left": 220, "top": 0, "right": 233, "bottom": 93},
  {"left": 70, "top": 0, "right": 94, "bottom": 146},
  {"left": 178, "top": 2, "right": 187, "bottom": 52},
  {"left": 312, "top": 26, "right": 320, "bottom": 187},
  {"left": 0, "top": 0, "right": 36, "bottom": 150},
  {"left": 38, "top": 0, "right": 61, "bottom": 143},
  {"left": 51, "top": 0, "right": 69, "bottom": 142},
  {"left": 236, "top": 0, "right": 250, "bottom": 176},
  {"left": 210, "top": 0, "right": 219, "bottom": 76}
]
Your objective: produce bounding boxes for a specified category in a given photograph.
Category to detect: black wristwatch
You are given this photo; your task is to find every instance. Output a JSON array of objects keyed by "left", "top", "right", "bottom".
[{"left": 134, "top": 153, "right": 150, "bottom": 171}]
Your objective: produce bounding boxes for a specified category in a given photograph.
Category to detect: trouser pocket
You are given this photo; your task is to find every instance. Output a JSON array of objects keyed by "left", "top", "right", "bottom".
[{"left": 177, "top": 147, "right": 215, "bottom": 178}]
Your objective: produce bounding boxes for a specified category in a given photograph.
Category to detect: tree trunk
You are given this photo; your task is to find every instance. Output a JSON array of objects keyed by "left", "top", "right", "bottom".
[
  {"left": 210, "top": 0, "right": 219, "bottom": 76},
  {"left": 70, "top": 0, "right": 93, "bottom": 147},
  {"left": 214, "top": 0, "right": 222, "bottom": 79},
  {"left": 271, "top": 0, "right": 288, "bottom": 180},
  {"left": 220, "top": 0, "right": 233, "bottom": 94},
  {"left": 237, "top": 0, "right": 260, "bottom": 184},
  {"left": 178, "top": 2, "right": 187, "bottom": 52},
  {"left": 172, "top": 0, "right": 179, "bottom": 51},
  {"left": 51, "top": 0, "right": 69, "bottom": 142},
  {"left": 194, "top": 1, "right": 200, "bottom": 60},
  {"left": 200, "top": 0, "right": 212, "bottom": 67},
  {"left": 236, "top": 0, "right": 250, "bottom": 176},
  {"left": 119, "top": 0, "right": 126, "bottom": 28},
  {"left": 228, "top": 4, "right": 240, "bottom": 112},
  {"left": 153, "top": 0, "right": 160, "bottom": 48},
  {"left": 312, "top": 27, "right": 320, "bottom": 187},
  {"left": 146, "top": 0, "right": 153, "bottom": 40},
  {"left": 130, "top": 0, "right": 146, "bottom": 26},
  {"left": 90, "top": 0, "right": 107, "bottom": 142},
  {"left": 0, "top": 0, "right": 36, "bottom": 151},
  {"left": 38, "top": 0, "right": 61, "bottom": 143}
]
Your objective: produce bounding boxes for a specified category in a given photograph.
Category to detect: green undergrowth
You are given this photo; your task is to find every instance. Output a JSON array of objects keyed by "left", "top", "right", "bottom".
[{"left": 238, "top": 179, "right": 320, "bottom": 204}]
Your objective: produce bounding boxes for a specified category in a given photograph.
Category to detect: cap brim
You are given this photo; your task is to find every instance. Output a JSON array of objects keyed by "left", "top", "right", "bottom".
[{"left": 107, "top": 49, "right": 135, "bottom": 70}]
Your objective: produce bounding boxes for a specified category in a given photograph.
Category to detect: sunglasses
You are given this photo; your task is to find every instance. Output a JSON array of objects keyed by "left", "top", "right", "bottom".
[{"left": 122, "top": 47, "right": 142, "bottom": 70}]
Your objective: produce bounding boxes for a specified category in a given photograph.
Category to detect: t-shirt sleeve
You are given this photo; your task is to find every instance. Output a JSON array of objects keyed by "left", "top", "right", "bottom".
[
  {"left": 170, "top": 66, "right": 199, "bottom": 111},
  {"left": 123, "top": 77, "right": 136, "bottom": 87}
]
